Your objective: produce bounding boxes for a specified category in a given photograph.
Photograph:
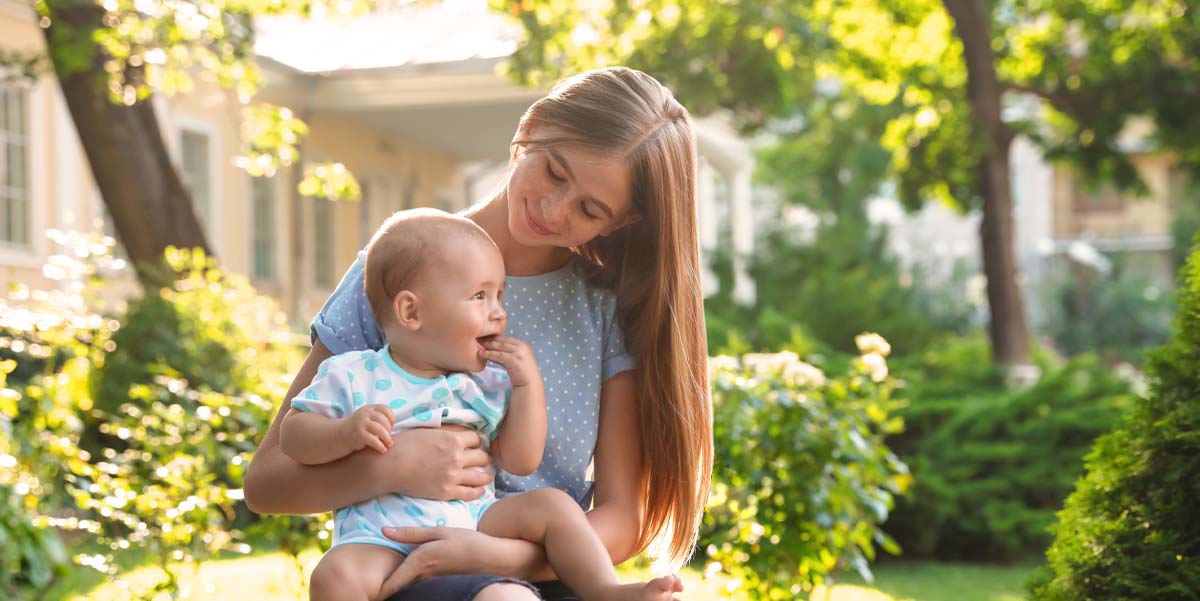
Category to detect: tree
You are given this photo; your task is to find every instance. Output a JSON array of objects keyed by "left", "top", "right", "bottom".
[
  {"left": 21, "top": 0, "right": 358, "bottom": 285},
  {"left": 496, "top": 0, "right": 1200, "bottom": 367}
]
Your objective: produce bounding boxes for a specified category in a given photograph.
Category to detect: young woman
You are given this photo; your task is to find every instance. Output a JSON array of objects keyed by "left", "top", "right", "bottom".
[{"left": 243, "top": 67, "right": 713, "bottom": 601}]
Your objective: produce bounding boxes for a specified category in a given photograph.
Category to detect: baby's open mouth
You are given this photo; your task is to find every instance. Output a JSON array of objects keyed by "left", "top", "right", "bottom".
[{"left": 476, "top": 334, "right": 499, "bottom": 350}]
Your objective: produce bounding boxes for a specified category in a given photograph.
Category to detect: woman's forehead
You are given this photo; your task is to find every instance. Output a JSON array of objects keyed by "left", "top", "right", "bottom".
[{"left": 548, "top": 146, "right": 634, "bottom": 214}]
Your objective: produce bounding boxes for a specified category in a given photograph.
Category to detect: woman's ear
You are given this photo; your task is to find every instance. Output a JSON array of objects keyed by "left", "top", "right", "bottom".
[
  {"left": 392, "top": 291, "right": 421, "bottom": 331},
  {"left": 600, "top": 211, "right": 643, "bottom": 236}
]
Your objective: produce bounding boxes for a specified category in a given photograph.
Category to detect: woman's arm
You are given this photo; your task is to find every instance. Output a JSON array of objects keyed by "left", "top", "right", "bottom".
[
  {"left": 381, "top": 370, "right": 645, "bottom": 583},
  {"left": 242, "top": 339, "right": 494, "bottom": 514}
]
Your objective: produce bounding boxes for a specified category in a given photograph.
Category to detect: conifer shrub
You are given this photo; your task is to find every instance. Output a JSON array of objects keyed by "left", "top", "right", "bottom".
[{"left": 1030, "top": 242, "right": 1200, "bottom": 600}]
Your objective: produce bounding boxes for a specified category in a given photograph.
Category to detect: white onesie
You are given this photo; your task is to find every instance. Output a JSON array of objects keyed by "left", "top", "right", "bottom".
[{"left": 290, "top": 345, "right": 511, "bottom": 554}]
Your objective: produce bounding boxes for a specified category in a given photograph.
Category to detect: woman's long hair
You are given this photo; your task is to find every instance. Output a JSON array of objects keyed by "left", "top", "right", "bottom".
[{"left": 511, "top": 67, "right": 712, "bottom": 566}]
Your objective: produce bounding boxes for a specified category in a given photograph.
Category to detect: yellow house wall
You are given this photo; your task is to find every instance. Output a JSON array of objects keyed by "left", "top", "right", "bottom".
[
  {"left": 1, "top": 3, "right": 459, "bottom": 329},
  {"left": 1052, "top": 154, "right": 1177, "bottom": 240}
]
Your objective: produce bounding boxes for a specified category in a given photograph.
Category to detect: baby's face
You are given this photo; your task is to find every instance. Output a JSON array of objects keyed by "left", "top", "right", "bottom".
[{"left": 416, "top": 236, "right": 508, "bottom": 373}]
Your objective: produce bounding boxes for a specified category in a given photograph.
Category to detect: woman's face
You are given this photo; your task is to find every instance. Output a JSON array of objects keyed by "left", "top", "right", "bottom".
[{"left": 504, "top": 143, "right": 637, "bottom": 249}]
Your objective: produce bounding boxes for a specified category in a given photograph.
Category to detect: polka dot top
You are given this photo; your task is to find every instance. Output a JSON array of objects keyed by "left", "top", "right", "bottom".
[{"left": 311, "top": 251, "right": 637, "bottom": 509}]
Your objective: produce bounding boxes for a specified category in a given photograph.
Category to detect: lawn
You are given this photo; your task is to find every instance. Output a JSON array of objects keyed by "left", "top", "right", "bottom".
[{"left": 45, "top": 550, "right": 1036, "bottom": 601}]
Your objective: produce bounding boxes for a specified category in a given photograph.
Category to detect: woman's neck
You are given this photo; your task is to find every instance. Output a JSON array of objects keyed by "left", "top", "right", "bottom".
[{"left": 466, "top": 191, "right": 572, "bottom": 277}]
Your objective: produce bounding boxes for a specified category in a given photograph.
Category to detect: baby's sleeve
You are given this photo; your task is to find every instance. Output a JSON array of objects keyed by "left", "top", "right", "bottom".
[
  {"left": 289, "top": 356, "right": 356, "bottom": 419},
  {"left": 309, "top": 250, "right": 387, "bottom": 355},
  {"left": 465, "top": 365, "right": 512, "bottom": 441}
]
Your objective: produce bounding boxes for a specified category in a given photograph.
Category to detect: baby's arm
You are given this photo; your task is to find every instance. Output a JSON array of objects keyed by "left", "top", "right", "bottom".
[
  {"left": 480, "top": 336, "right": 546, "bottom": 476},
  {"left": 279, "top": 358, "right": 395, "bottom": 465},
  {"left": 281, "top": 405, "right": 394, "bottom": 465}
]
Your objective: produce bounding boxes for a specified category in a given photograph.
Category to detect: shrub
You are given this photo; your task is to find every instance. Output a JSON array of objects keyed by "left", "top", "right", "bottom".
[
  {"left": 1044, "top": 254, "right": 1173, "bottom": 364},
  {"left": 884, "top": 335, "right": 1132, "bottom": 560},
  {"left": 0, "top": 234, "right": 322, "bottom": 598},
  {"left": 1030, "top": 240, "right": 1200, "bottom": 600},
  {"left": 700, "top": 334, "right": 910, "bottom": 599}
]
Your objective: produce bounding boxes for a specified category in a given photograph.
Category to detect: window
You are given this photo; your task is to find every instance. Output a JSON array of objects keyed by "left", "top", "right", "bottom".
[
  {"left": 251, "top": 176, "right": 275, "bottom": 281},
  {"left": 313, "top": 196, "right": 335, "bottom": 287},
  {"left": 0, "top": 85, "right": 29, "bottom": 247},
  {"left": 179, "top": 128, "right": 213, "bottom": 228}
]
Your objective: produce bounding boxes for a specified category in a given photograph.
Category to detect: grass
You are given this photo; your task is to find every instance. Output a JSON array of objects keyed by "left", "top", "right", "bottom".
[
  {"left": 44, "top": 549, "right": 1037, "bottom": 601},
  {"left": 813, "top": 561, "right": 1037, "bottom": 601}
]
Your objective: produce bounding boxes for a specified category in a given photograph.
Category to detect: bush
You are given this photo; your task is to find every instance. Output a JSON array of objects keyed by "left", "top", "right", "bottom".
[
  {"left": 1030, "top": 240, "right": 1200, "bottom": 600},
  {"left": 1045, "top": 254, "right": 1173, "bottom": 364},
  {"left": 700, "top": 334, "right": 910, "bottom": 599},
  {"left": 0, "top": 234, "right": 322, "bottom": 598},
  {"left": 883, "top": 335, "right": 1132, "bottom": 561},
  {"left": 700, "top": 219, "right": 974, "bottom": 355}
]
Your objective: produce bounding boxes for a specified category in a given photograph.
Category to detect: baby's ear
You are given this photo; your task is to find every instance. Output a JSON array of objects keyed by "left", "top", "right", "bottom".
[{"left": 392, "top": 291, "right": 421, "bottom": 330}]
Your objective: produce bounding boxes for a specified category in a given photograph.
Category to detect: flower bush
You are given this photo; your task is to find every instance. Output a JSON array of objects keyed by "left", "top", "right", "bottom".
[
  {"left": 700, "top": 336, "right": 910, "bottom": 600},
  {"left": 0, "top": 232, "right": 322, "bottom": 599}
]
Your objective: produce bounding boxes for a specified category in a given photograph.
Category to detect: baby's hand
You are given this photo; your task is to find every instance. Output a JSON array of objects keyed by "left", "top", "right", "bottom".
[
  {"left": 479, "top": 335, "right": 542, "bottom": 389},
  {"left": 341, "top": 404, "right": 395, "bottom": 454}
]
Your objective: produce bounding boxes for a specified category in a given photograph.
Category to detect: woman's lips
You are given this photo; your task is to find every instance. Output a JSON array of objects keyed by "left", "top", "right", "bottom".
[{"left": 524, "top": 200, "right": 555, "bottom": 236}]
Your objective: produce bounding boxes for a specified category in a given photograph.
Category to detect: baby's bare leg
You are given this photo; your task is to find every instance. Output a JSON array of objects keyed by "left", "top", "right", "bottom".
[
  {"left": 309, "top": 543, "right": 406, "bottom": 601},
  {"left": 478, "top": 488, "right": 683, "bottom": 601}
]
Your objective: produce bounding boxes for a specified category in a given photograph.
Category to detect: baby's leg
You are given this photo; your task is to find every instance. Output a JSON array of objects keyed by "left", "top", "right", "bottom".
[
  {"left": 309, "top": 543, "right": 406, "bottom": 601},
  {"left": 478, "top": 488, "right": 683, "bottom": 601}
]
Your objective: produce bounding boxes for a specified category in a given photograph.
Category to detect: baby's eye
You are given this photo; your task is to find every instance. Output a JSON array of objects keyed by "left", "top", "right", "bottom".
[{"left": 472, "top": 291, "right": 485, "bottom": 300}]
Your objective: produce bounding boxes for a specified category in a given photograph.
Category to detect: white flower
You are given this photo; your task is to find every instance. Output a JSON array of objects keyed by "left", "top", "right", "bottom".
[
  {"left": 855, "top": 332, "right": 892, "bottom": 357},
  {"left": 707, "top": 355, "right": 740, "bottom": 375},
  {"left": 857, "top": 352, "right": 889, "bottom": 382},
  {"left": 783, "top": 360, "right": 826, "bottom": 388},
  {"left": 744, "top": 352, "right": 798, "bottom": 376}
]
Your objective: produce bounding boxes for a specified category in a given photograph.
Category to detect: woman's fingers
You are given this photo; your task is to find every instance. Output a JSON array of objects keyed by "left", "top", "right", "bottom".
[
  {"left": 382, "top": 526, "right": 450, "bottom": 544},
  {"left": 460, "top": 447, "right": 492, "bottom": 469},
  {"left": 448, "top": 485, "right": 488, "bottom": 501}
]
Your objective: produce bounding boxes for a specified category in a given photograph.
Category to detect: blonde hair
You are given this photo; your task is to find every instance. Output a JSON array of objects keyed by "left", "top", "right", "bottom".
[
  {"left": 512, "top": 67, "right": 712, "bottom": 565},
  {"left": 363, "top": 208, "right": 495, "bottom": 326}
]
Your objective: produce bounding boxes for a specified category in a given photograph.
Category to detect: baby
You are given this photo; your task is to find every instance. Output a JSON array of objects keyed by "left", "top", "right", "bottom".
[{"left": 280, "top": 209, "right": 684, "bottom": 601}]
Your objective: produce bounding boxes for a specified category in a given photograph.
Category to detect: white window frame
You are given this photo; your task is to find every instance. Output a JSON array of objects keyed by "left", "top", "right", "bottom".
[
  {"left": 171, "top": 116, "right": 221, "bottom": 252},
  {"left": 0, "top": 78, "right": 46, "bottom": 268},
  {"left": 246, "top": 173, "right": 280, "bottom": 283}
]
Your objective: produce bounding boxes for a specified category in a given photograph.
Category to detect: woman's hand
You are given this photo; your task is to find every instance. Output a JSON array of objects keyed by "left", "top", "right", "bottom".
[
  {"left": 376, "top": 526, "right": 543, "bottom": 597},
  {"left": 388, "top": 426, "right": 495, "bottom": 501}
]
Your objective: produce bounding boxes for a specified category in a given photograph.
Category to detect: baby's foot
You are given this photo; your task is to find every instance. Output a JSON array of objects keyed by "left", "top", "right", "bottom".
[
  {"left": 596, "top": 574, "right": 684, "bottom": 601},
  {"left": 640, "top": 575, "right": 684, "bottom": 600}
]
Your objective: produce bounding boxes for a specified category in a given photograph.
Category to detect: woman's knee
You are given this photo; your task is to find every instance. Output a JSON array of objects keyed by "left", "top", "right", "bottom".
[{"left": 472, "top": 583, "right": 540, "bottom": 601}]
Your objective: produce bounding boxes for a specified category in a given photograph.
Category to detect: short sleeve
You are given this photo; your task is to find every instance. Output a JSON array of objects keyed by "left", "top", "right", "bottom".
[
  {"left": 310, "top": 250, "right": 386, "bottom": 355},
  {"left": 602, "top": 311, "right": 637, "bottom": 382},
  {"left": 461, "top": 365, "right": 512, "bottom": 441},
  {"left": 289, "top": 356, "right": 356, "bottom": 419}
]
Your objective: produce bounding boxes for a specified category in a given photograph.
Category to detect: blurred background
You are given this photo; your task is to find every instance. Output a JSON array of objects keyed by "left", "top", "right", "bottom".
[{"left": 1, "top": 0, "right": 1197, "bottom": 600}]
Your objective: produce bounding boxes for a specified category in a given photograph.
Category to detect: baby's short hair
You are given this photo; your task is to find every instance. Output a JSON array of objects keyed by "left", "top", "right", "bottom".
[{"left": 363, "top": 208, "right": 496, "bottom": 326}]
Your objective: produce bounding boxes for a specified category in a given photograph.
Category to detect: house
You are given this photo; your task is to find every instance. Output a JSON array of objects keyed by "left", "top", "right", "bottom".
[{"left": 0, "top": 0, "right": 758, "bottom": 333}]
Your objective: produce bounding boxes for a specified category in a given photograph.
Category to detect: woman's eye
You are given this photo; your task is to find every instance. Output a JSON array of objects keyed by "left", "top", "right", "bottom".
[
  {"left": 581, "top": 202, "right": 599, "bottom": 220},
  {"left": 546, "top": 162, "right": 564, "bottom": 182}
]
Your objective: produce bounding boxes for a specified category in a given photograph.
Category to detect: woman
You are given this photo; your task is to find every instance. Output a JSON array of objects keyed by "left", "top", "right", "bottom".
[{"left": 244, "top": 67, "right": 712, "bottom": 601}]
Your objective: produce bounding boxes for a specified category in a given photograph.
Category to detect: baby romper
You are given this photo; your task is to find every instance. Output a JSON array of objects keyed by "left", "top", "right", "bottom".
[{"left": 290, "top": 345, "right": 511, "bottom": 554}]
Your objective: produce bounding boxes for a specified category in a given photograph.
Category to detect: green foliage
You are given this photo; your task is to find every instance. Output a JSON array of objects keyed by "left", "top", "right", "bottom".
[
  {"left": 0, "top": 233, "right": 322, "bottom": 599},
  {"left": 746, "top": 219, "right": 973, "bottom": 357},
  {"left": 700, "top": 337, "right": 910, "bottom": 599},
  {"left": 884, "top": 336, "right": 1132, "bottom": 561},
  {"left": 1045, "top": 256, "right": 1174, "bottom": 364},
  {"left": 1030, "top": 239, "right": 1200, "bottom": 601}
]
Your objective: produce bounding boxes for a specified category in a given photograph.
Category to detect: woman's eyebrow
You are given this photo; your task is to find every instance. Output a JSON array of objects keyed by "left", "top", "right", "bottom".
[{"left": 548, "top": 150, "right": 615, "bottom": 218}]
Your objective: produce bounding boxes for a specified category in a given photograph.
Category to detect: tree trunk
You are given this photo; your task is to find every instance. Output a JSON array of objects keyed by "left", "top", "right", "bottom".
[
  {"left": 944, "top": 0, "right": 1032, "bottom": 367},
  {"left": 42, "top": 0, "right": 210, "bottom": 286}
]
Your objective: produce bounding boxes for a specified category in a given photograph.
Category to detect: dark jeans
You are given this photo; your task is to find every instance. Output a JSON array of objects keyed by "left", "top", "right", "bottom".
[{"left": 385, "top": 576, "right": 578, "bottom": 601}]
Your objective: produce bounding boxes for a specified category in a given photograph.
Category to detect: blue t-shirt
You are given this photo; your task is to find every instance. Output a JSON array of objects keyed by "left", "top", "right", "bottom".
[{"left": 311, "top": 251, "right": 637, "bottom": 508}]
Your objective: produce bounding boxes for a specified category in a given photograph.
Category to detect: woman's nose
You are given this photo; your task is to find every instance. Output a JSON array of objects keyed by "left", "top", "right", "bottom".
[{"left": 540, "top": 191, "right": 571, "bottom": 225}]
